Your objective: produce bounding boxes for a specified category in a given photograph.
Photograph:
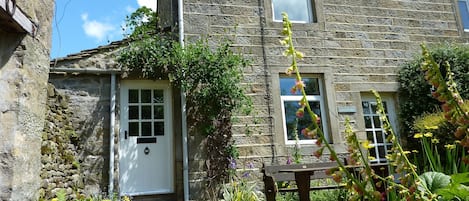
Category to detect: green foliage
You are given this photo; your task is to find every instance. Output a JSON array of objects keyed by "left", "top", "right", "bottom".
[
  {"left": 398, "top": 43, "right": 469, "bottom": 139},
  {"left": 438, "top": 173, "right": 469, "bottom": 201},
  {"left": 418, "top": 172, "right": 451, "bottom": 193},
  {"left": 222, "top": 180, "right": 259, "bottom": 201},
  {"left": 55, "top": 189, "right": 67, "bottom": 201}
]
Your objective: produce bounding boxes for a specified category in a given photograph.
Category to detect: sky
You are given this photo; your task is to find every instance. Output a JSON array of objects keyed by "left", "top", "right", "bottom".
[{"left": 51, "top": 0, "right": 156, "bottom": 59}]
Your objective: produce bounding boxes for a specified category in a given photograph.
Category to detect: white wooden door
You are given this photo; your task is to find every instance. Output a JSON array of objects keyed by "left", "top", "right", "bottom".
[{"left": 119, "top": 80, "right": 174, "bottom": 196}]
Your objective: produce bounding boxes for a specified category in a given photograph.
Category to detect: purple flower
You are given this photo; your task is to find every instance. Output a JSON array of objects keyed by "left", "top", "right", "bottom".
[
  {"left": 242, "top": 171, "right": 250, "bottom": 178},
  {"left": 247, "top": 161, "right": 254, "bottom": 169},
  {"left": 286, "top": 156, "right": 292, "bottom": 165},
  {"left": 228, "top": 157, "right": 237, "bottom": 169}
]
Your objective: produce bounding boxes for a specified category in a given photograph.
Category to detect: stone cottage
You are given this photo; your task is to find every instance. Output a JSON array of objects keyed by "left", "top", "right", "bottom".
[
  {"left": 0, "top": 0, "right": 54, "bottom": 200},
  {"left": 47, "top": 0, "right": 469, "bottom": 200}
]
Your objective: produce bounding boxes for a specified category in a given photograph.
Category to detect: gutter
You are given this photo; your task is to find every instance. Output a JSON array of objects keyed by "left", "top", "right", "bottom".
[
  {"left": 178, "top": 0, "right": 189, "bottom": 200},
  {"left": 109, "top": 73, "right": 117, "bottom": 195},
  {"left": 49, "top": 67, "right": 122, "bottom": 74}
]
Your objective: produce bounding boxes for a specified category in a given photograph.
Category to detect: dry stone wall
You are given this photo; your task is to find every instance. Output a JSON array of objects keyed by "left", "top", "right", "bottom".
[{"left": 40, "top": 84, "right": 84, "bottom": 200}]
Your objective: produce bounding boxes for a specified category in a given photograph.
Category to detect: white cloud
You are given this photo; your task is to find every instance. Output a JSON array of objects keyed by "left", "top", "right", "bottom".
[
  {"left": 137, "top": 0, "right": 157, "bottom": 11},
  {"left": 81, "top": 13, "right": 116, "bottom": 42}
]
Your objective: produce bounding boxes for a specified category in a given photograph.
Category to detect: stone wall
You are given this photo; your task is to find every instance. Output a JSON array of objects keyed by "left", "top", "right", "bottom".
[
  {"left": 0, "top": 0, "right": 54, "bottom": 200},
  {"left": 182, "top": 0, "right": 469, "bottom": 198},
  {"left": 40, "top": 84, "right": 84, "bottom": 200},
  {"left": 47, "top": 74, "right": 112, "bottom": 196}
]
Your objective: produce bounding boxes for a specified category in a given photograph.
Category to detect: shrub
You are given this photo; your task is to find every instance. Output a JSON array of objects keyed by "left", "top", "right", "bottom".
[{"left": 398, "top": 43, "right": 469, "bottom": 142}]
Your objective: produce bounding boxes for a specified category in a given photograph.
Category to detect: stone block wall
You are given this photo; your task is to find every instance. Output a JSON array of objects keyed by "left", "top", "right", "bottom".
[
  {"left": 40, "top": 84, "right": 84, "bottom": 200},
  {"left": 182, "top": 0, "right": 469, "bottom": 197},
  {"left": 47, "top": 74, "right": 112, "bottom": 196},
  {"left": 0, "top": 0, "right": 54, "bottom": 200}
]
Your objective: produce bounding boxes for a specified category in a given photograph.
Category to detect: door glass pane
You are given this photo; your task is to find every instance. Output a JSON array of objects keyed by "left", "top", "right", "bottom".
[
  {"left": 141, "top": 122, "right": 152, "bottom": 136},
  {"left": 371, "top": 102, "right": 378, "bottom": 113},
  {"left": 142, "top": 106, "right": 152, "bottom": 119},
  {"left": 129, "top": 90, "right": 139, "bottom": 103},
  {"left": 129, "top": 122, "right": 139, "bottom": 136},
  {"left": 129, "top": 106, "right": 139, "bottom": 120},
  {"left": 154, "top": 122, "right": 164, "bottom": 136},
  {"left": 153, "top": 90, "right": 164, "bottom": 103},
  {"left": 154, "top": 106, "right": 164, "bottom": 119},
  {"left": 141, "top": 90, "right": 151, "bottom": 103}
]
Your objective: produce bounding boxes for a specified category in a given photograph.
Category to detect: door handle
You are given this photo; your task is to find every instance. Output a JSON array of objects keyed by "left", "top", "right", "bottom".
[{"left": 125, "top": 131, "right": 128, "bottom": 139}]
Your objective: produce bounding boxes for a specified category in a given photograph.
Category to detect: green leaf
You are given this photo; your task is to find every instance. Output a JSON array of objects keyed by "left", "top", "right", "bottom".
[
  {"left": 450, "top": 172, "right": 469, "bottom": 186},
  {"left": 418, "top": 171, "right": 451, "bottom": 193}
]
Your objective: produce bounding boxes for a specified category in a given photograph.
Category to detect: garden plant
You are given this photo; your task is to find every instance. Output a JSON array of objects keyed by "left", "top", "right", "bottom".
[{"left": 278, "top": 12, "right": 469, "bottom": 201}]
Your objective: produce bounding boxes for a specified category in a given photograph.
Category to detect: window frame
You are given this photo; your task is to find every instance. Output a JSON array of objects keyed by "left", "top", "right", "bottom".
[
  {"left": 280, "top": 75, "right": 329, "bottom": 145},
  {"left": 458, "top": 0, "right": 469, "bottom": 32},
  {"left": 271, "top": 0, "right": 317, "bottom": 23},
  {"left": 361, "top": 94, "right": 399, "bottom": 164}
]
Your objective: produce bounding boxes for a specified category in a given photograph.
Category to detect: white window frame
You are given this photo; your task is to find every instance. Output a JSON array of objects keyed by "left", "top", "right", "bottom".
[
  {"left": 280, "top": 76, "right": 329, "bottom": 145},
  {"left": 272, "top": 0, "right": 315, "bottom": 23},
  {"left": 458, "top": 0, "right": 469, "bottom": 32},
  {"left": 361, "top": 94, "right": 398, "bottom": 164}
]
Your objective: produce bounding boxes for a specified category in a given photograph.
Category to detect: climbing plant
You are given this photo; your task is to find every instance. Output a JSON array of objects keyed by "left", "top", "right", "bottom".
[{"left": 117, "top": 8, "right": 252, "bottom": 199}]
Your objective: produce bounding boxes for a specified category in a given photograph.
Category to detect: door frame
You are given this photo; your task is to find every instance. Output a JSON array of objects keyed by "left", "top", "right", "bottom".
[{"left": 118, "top": 80, "right": 175, "bottom": 196}]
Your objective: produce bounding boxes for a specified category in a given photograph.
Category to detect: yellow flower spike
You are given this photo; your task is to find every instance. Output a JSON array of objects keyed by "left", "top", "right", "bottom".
[
  {"left": 368, "top": 156, "right": 376, "bottom": 160},
  {"left": 424, "top": 125, "right": 439, "bottom": 130},
  {"left": 424, "top": 132, "right": 433, "bottom": 138},
  {"left": 411, "top": 150, "right": 419, "bottom": 153},
  {"left": 362, "top": 140, "right": 374, "bottom": 149},
  {"left": 403, "top": 151, "right": 411, "bottom": 155},
  {"left": 431, "top": 138, "right": 440, "bottom": 144},
  {"left": 444, "top": 144, "right": 456, "bottom": 150},
  {"left": 413, "top": 133, "right": 423, "bottom": 138}
]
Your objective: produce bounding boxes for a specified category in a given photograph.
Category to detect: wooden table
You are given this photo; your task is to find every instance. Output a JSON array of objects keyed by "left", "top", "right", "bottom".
[{"left": 279, "top": 167, "right": 328, "bottom": 201}]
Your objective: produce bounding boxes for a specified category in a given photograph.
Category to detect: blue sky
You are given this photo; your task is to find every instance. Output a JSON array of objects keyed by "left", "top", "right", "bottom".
[{"left": 52, "top": 0, "right": 156, "bottom": 59}]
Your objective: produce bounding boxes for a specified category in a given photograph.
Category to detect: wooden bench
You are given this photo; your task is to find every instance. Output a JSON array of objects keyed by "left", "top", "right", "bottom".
[{"left": 262, "top": 162, "right": 346, "bottom": 201}]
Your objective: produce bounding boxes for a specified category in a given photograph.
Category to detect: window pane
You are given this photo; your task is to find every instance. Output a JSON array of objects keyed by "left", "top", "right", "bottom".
[
  {"left": 364, "top": 116, "right": 372, "bottom": 128},
  {"left": 154, "top": 106, "right": 164, "bottom": 119},
  {"left": 153, "top": 90, "right": 164, "bottom": 103},
  {"left": 362, "top": 101, "right": 370, "bottom": 114},
  {"left": 129, "top": 106, "right": 139, "bottom": 120},
  {"left": 376, "top": 131, "right": 384, "bottom": 143},
  {"left": 373, "top": 116, "right": 381, "bottom": 128},
  {"left": 273, "top": 0, "right": 312, "bottom": 22},
  {"left": 304, "top": 78, "right": 320, "bottom": 95},
  {"left": 284, "top": 100, "right": 321, "bottom": 140},
  {"left": 366, "top": 131, "right": 374, "bottom": 141},
  {"left": 141, "top": 122, "right": 152, "bottom": 136},
  {"left": 142, "top": 106, "right": 152, "bottom": 119},
  {"left": 280, "top": 77, "right": 320, "bottom": 95},
  {"left": 141, "top": 90, "right": 151, "bottom": 103},
  {"left": 129, "top": 90, "right": 139, "bottom": 103},
  {"left": 378, "top": 146, "right": 386, "bottom": 158},
  {"left": 129, "top": 122, "right": 139, "bottom": 136},
  {"left": 459, "top": 1, "right": 469, "bottom": 30},
  {"left": 154, "top": 122, "right": 164, "bottom": 136}
]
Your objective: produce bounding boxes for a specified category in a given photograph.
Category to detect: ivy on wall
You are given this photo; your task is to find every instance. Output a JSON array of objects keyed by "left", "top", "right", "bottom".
[{"left": 117, "top": 8, "right": 252, "bottom": 199}]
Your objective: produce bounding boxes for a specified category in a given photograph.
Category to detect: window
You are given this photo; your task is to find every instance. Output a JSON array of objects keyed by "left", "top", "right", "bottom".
[
  {"left": 458, "top": 0, "right": 469, "bottom": 32},
  {"left": 272, "top": 0, "right": 315, "bottom": 23},
  {"left": 361, "top": 94, "right": 398, "bottom": 164},
  {"left": 280, "top": 76, "right": 328, "bottom": 144}
]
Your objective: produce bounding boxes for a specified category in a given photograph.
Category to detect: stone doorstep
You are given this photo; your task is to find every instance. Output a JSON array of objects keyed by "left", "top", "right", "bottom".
[{"left": 131, "top": 193, "right": 177, "bottom": 201}]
